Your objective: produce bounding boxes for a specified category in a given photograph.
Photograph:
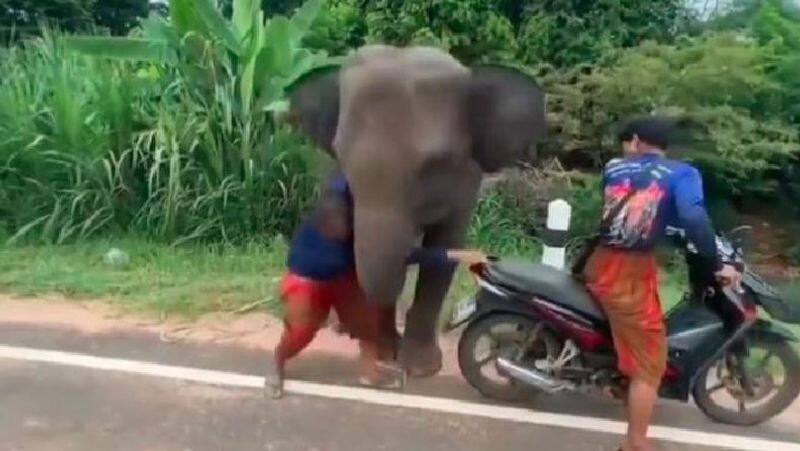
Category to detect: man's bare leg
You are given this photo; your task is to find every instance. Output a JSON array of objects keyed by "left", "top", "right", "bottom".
[{"left": 621, "top": 377, "right": 658, "bottom": 451}]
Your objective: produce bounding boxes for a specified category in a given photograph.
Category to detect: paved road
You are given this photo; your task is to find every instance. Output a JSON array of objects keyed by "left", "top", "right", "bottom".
[
  {"left": 1, "top": 360, "right": 690, "bottom": 451},
  {"left": 0, "top": 323, "right": 797, "bottom": 451}
]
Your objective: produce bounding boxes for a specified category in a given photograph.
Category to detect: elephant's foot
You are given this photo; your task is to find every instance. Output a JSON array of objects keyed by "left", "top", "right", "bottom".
[{"left": 399, "top": 338, "right": 443, "bottom": 378}]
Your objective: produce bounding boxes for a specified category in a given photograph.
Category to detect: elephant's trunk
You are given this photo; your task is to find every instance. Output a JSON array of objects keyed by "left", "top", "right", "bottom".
[{"left": 352, "top": 207, "right": 415, "bottom": 307}]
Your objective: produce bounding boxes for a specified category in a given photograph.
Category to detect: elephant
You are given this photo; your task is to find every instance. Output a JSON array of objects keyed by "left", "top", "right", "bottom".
[{"left": 287, "top": 45, "right": 547, "bottom": 377}]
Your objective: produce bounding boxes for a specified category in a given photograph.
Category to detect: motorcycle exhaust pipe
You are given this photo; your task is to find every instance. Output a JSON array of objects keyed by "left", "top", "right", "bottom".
[{"left": 496, "top": 357, "right": 574, "bottom": 394}]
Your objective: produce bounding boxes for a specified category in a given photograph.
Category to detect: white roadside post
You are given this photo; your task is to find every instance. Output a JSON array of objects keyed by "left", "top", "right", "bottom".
[{"left": 541, "top": 199, "right": 572, "bottom": 270}]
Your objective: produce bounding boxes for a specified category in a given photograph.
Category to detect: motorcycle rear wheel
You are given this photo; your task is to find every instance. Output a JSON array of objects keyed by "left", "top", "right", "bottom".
[
  {"left": 692, "top": 337, "right": 800, "bottom": 426},
  {"left": 457, "top": 313, "right": 558, "bottom": 402}
]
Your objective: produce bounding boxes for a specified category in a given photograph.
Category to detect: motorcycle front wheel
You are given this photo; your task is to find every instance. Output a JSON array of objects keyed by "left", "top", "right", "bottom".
[
  {"left": 692, "top": 337, "right": 800, "bottom": 425},
  {"left": 457, "top": 313, "right": 558, "bottom": 402}
]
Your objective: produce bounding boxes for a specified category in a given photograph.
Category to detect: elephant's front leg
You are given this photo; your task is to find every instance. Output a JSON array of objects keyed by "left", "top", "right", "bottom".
[{"left": 399, "top": 217, "right": 469, "bottom": 378}]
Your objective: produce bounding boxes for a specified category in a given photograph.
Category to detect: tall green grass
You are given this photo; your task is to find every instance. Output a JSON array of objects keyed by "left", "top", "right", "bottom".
[
  {"left": 0, "top": 28, "right": 323, "bottom": 245},
  {"left": 1, "top": 30, "right": 115, "bottom": 241}
]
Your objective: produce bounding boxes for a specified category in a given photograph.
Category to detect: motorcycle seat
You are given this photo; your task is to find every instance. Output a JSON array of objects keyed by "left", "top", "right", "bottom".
[{"left": 485, "top": 259, "right": 607, "bottom": 321}]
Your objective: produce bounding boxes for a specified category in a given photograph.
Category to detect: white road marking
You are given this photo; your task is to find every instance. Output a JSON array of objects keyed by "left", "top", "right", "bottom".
[{"left": 0, "top": 344, "right": 796, "bottom": 451}]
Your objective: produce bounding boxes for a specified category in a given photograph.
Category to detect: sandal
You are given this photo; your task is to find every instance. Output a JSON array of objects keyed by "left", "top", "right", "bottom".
[{"left": 358, "top": 361, "right": 406, "bottom": 390}]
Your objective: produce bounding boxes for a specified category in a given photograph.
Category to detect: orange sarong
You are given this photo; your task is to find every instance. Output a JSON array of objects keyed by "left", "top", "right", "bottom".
[{"left": 583, "top": 246, "right": 667, "bottom": 388}]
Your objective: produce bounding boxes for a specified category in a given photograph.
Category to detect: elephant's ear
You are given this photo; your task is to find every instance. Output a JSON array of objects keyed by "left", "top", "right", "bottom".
[
  {"left": 286, "top": 65, "right": 341, "bottom": 155},
  {"left": 468, "top": 65, "right": 546, "bottom": 173}
]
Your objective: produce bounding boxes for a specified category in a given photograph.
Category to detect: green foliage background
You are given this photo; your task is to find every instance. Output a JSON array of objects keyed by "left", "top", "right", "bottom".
[
  {"left": 1, "top": 0, "right": 799, "bottom": 257},
  {"left": 0, "top": 0, "right": 150, "bottom": 36}
]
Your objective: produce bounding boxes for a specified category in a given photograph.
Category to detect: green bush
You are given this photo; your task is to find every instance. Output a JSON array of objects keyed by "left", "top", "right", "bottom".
[
  {"left": 314, "top": 0, "right": 695, "bottom": 66},
  {"left": 3, "top": 0, "right": 800, "bottom": 257},
  {"left": 467, "top": 164, "right": 603, "bottom": 259},
  {"left": 0, "top": 0, "right": 149, "bottom": 36},
  {"left": 537, "top": 1, "right": 800, "bottom": 215},
  {"left": 542, "top": 32, "right": 800, "bottom": 202},
  {"left": 468, "top": 190, "right": 540, "bottom": 258},
  {"left": 517, "top": 0, "right": 692, "bottom": 67},
  {"left": 304, "top": 0, "right": 366, "bottom": 56}
]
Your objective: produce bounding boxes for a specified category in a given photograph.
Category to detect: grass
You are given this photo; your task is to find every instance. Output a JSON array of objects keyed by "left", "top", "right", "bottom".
[
  {"left": 0, "top": 236, "right": 511, "bottom": 322},
  {"left": 0, "top": 27, "right": 325, "bottom": 247},
  {"left": 2, "top": 237, "right": 797, "bottom": 347},
  {"left": 0, "top": 237, "right": 289, "bottom": 318},
  {"left": 0, "top": 238, "right": 690, "bottom": 321}
]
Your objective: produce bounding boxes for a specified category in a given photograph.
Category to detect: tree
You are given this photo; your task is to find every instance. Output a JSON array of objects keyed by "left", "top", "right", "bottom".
[
  {"left": 753, "top": 0, "right": 800, "bottom": 125},
  {"left": 221, "top": 0, "right": 306, "bottom": 18},
  {"left": 542, "top": 32, "right": 799, "bottom": 203},
  {"left": 93, "top": 0, "right": 149, "bottom": 35},
  {"left": 704, "top": 0, "right": 765, "bottom": 29},
  {"left": 364, "top": 0, "right": 518, "bottom": 63},
  {"left": 0, "top": 0, "right": 149, "bottom": 36},
  {"left": 1, "top": 0, "right": 94, "bottom": 33},
  {"left": 518, "top": 0, "right": 694, "bottom": 66},
  {"left": 751, "top": 0, "right": 800, "bottom": 208},
  {"left": 303, "top": 0, "right": 366, "bottom": 55},
  {"left": 301, "top": 0, "right": 695, "bottom": 66}
]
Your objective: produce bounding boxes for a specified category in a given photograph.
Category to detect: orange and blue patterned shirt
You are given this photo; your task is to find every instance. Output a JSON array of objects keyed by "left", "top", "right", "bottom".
[{"left": 600, "top": 152, "right": 721, "bottom": 270}]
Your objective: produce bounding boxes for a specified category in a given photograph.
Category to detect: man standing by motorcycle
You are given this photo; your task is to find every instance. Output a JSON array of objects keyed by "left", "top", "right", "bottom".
[{"left": 582, "top": 117, "right": 741, "bottom": 451}]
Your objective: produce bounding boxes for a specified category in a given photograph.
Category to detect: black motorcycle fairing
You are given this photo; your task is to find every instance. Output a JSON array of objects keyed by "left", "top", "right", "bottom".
[
  {"left": 745, "top": 270, "right": 800, "bottom": 324},
  {"left": 666, "top": 299, "right": 725, "bottom": 352},
  {"left": 748, "top": 318, "right": 799, "bottom": 343},
  {"left": 471, "top": 286, "right": 537, "bottom": 320},
  {"left": 743, "top": 269, "right": 779, "bottom": 298},
  {"left": 484, "top": 259, "right": 607, "bottom": 321}
]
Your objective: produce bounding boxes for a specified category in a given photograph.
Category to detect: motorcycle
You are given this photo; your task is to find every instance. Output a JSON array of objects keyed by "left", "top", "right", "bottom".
[{"left": 449, "top": 226, "right": 800, "bottom": 425}]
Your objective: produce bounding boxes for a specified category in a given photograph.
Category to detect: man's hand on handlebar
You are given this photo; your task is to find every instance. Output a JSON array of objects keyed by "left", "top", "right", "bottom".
[{"left": 715, "top": 264, "right": 743, "bottom": 292}]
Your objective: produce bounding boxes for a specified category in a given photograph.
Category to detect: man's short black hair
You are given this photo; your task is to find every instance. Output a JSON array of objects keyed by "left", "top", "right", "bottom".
[
  {"left": 617, "top": 117, "right": 677, "bottom": 149},
  {"left": 313, "top": 189, "right": 350, "bottom": 224}
]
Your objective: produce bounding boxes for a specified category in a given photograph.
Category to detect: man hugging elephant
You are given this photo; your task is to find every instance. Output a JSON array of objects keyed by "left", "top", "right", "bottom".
[{"left": 282, "top": 44, "right": 547, "bottom": 379}]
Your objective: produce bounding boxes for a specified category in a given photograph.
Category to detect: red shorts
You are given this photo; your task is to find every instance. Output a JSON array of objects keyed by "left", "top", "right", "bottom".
[
  {"left": 280, "top": 271, "right": 382, "bottom": 342},
  {"left": 583, "top": 247, "right": 667, "bottom": 387}
]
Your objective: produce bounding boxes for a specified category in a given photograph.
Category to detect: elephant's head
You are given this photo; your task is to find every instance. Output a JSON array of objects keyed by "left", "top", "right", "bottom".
[{"left": 288, "top": 46, "right": 546, "bottom": 304}]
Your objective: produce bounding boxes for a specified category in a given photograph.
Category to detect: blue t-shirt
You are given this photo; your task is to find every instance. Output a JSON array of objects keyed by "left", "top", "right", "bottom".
[
  {"left": 600, "top": 152, "right": 720, "bottom": 268},
  {"left": 286, "top": 221, "right": 357, "bottom": 280},
  {"left": 287, "top": 173, "right": 450, "bottom": 281}
]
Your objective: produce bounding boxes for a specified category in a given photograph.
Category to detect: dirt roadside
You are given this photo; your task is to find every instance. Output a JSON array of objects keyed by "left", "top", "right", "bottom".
[
  {"left": 0, "top": 294, "right": 334, "bottom": 352},
  {"left": 0, "top": 294, "right": 464, "bottom": 379}
]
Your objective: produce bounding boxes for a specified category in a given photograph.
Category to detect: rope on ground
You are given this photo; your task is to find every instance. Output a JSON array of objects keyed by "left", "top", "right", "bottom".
[
  {"left": 230, "top": 297, "right": 271, "bottom": 315},
  {"left": 159, "top": 326, "right": 191, "bottom": 343}
]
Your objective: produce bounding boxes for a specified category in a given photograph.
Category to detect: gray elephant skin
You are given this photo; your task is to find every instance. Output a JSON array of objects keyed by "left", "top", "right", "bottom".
[{"left": 287, "top": 45, "right": 547, "bottom": 377}]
